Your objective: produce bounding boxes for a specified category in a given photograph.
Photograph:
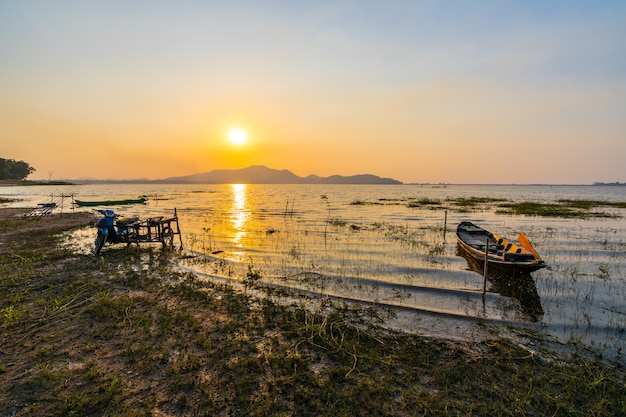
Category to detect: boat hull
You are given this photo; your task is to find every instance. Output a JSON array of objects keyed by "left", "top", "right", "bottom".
[
  {"left": 75, "top": 198, "right": 146, "bottom": 207},
  {"left": 456, "top": 221, "right": 546, "bottom": 273}
]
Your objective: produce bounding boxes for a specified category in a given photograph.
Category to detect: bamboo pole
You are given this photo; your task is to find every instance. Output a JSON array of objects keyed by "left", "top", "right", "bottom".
[
  {"left": 483, "top": 237, "right": 489, "bottom": 295},
  {"left": 175, "top": 208, "right": 183, "bottom": 249}
]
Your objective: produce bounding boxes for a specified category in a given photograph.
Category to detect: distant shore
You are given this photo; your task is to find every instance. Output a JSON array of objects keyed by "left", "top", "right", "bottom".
[{"left": 0, "top": 179, "right": 74, "bottom": 186}]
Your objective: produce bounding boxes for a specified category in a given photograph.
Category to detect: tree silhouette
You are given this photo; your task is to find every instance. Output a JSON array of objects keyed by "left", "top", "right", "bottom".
[{"left": 0, "top": 158, "right": 36, "bottom": 180}]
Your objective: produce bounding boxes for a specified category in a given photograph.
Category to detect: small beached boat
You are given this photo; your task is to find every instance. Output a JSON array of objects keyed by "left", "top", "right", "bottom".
[
  {"left": 456, "top": 221, "right": 546, "bottom": 273},
  {"left": 74, "top": 197, "right": 147, "bottom": 207}
]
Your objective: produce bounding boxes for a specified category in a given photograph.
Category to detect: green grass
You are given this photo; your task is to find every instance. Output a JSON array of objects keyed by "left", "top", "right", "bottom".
[
  {"left": 453, "top": 196, "right": 506, "bottom": 207},
  {"left": 407, "top": 198, "right": 443, "bottom": 208},
  {"left": 497, "top": 200, "right": 621, "bottom": 218},
  {"left": 558, "top": 199, "right": 626, "bottom": 209},
  {"left": 497, "top": 201, "right": 579, "bottom": 217},
  {"left": 349, "top": 196, "right": 626, "bottom": 218}
]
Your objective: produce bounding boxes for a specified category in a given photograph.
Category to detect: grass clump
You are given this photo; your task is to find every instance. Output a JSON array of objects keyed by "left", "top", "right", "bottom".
[
  {"left": 454, "top": 196, "right": 505, "bottom": 207},
  {"left": 327, "top": 217, "right": 347, "bottom": 227},
  {"left": 497, "top": 200, "right": 620, "bottom": 218},
  {"left": 449, "top": 196, "right": 506, "bottom": 213},
  {"left": 1, "top": 208, "right": 625, "bottom": 416},
  {"left": 407, "top": 198, "right": 443, "bottom": 209},
  {"left": 558, "top": 199, "right": 626, "bottom": 210},
  {"left": 350, "top": 199, "right": 369, "bottom": 205},
  {"left": 497, "top": 201, "right": 579, "bottom": 217}
]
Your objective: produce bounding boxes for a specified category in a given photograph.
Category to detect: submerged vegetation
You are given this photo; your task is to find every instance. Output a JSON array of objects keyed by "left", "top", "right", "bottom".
[
  {"left": 496, "top": 200, "right": 623, "bottom": 218},
  {"left": 350, "top": 196, "right": 626, "bottom": 218},
  {"left": 1, "top": 208, "right": 626, "bottom": 415}
]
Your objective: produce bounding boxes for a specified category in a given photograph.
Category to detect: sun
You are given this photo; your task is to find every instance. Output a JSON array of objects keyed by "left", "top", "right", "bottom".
[{"left": 228, "top": 128, "right": 248, "bottom": 145}]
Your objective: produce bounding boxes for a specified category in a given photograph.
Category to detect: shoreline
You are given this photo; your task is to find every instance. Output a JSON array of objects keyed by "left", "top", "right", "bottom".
[{"left": 1, "top": 208, "right": 625, "bottom": 415}]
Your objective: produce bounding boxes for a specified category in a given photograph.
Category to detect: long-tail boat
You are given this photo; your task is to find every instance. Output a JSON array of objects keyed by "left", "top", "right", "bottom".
[
  {"left": 74, "top": 197, "right": 147, "bottom": 207},
  {"left": 456, "top": 221, "right": 546, "bottom": 273}
]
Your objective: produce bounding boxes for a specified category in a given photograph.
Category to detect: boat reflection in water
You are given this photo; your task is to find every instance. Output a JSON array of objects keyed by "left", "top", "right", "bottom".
[{"left": 456, "top": 244, "right": 544, "bottom": 322}]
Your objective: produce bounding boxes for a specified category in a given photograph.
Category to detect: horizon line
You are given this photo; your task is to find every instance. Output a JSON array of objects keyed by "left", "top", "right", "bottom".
[{"left": 21, "top": 178, "right": 619, "bottom": 187}]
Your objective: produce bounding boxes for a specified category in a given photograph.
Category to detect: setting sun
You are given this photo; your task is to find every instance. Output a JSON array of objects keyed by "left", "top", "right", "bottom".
[{"left": 228, "top": 128, "right": 248, "bottom": 145}]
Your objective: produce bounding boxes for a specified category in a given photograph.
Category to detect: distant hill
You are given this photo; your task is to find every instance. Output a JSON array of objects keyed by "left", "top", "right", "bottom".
[{"left": 160, "top": 165, "right": 402, "bottom": 184}]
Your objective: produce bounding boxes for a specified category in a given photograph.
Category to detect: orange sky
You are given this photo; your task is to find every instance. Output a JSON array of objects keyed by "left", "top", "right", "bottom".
[{"left": 2, "top": 2, "right": 625, "bottom": 184}]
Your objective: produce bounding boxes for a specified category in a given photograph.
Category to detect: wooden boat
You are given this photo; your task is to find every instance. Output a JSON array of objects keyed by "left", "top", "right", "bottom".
[
  {"left": 74, "top": 197, "right": 147, "bottom": 207},
  {"left": 456, "top": 221, "right": 546, "bottom": 273}
]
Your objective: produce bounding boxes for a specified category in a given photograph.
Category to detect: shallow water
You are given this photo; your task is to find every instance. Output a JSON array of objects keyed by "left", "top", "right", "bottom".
[{"left": 3, "top": 183, "right": 626, "bottom": 362}]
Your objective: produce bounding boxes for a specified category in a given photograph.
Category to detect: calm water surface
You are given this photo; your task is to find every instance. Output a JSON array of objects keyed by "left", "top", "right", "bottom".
[{"left": 3, "top": 183, "right": 626, "bottom": 362}]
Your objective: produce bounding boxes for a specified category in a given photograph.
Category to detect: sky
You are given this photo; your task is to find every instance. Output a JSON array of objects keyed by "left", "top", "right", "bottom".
[{"left": 1, "top": 1, "right": 625, "bottom": 184}]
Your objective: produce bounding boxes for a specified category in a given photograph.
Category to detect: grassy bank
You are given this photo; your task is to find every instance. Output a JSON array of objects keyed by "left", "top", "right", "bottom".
[{"left": 1, "top": 209, "right": 625, "bottom": 416}]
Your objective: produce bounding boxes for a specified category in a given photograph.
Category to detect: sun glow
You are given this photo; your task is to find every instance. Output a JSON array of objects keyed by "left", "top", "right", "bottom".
[{"left": 228, "top": 128, "right": 248, "bottom": 145}]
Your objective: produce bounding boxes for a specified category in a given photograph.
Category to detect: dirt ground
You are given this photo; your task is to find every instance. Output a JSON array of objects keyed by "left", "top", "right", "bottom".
[{"left": 0, "top": 208, "right": 95, "bottom": 236}]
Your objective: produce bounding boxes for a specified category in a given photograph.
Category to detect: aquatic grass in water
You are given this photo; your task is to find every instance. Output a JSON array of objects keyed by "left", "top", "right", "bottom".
[
  {"left": 11, "top": 183, "right": 626, "bottom": 363},
  {"left": 181, "top": 213, "right": 540, "bottom": 342},
  {"left": 407, "top": 198, "right": 443, "bottom": 209},
  {"left": 497, "top": 201, "right": 580, "bottom": 217},
  {"left": 530, "top": 223, "right": 626, "bottom": 358},
  {"left": 558, "top": 199, "right": 626, "bottom": 209},
  {"left": 173, "top": 188, "right": 626, "bottom": 363},
  {"left": 497, "top": 200, "right": 623, "bottom": 218},
  {"left": 450, "top": 197, "right": 506, "bottom": 213},
  {"left": 347, "top": 195, "right": 626, "bottom": 218}
]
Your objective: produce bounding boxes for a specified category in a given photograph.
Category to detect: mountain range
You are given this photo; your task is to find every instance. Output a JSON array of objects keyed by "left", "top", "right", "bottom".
[{"left": 159, "top": 165, "right": 402, "bottom": 184}]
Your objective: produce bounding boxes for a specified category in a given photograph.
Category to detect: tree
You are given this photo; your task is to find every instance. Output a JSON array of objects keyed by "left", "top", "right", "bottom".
[{"left": 0, "top": 158, "right": 36, "bottom": 180}]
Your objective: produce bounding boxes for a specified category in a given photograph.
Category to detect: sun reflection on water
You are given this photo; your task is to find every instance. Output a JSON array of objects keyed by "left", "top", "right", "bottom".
[{"left": 230, "top": 184, "right": 249, "bottom": 250}]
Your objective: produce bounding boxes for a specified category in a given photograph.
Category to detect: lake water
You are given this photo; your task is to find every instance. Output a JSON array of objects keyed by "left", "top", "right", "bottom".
[{"left": 3, "top": 183, "right": 626, "bottom": 362}]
